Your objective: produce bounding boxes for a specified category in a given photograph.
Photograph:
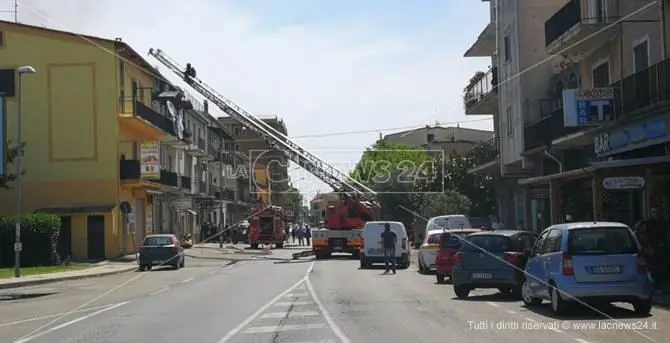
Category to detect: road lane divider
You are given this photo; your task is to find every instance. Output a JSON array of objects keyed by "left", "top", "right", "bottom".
[
  {"left": 0, "top": 304, "right": 118, "bottom": 328},
  {"left": 149, "top": 287, "right": 169, "bottom": 296},
  {"left": 13, "top": 301, "right": 129, "bottom": 343}
]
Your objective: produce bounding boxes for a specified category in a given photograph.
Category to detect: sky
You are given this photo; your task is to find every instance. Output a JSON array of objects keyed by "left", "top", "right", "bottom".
[{"left": 3, "top": 0, "right": 494, "bottom": 201}]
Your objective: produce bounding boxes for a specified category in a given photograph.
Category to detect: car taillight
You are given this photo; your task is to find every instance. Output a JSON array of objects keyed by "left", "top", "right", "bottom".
[
  {"left": 401, "top": 238, "right": 407, "bottom": 249},
  {"left": 637, "top": 254, "right": 648, "bottom": 274},
  {"left": 562, "top": 253, "right": 574, "bottom": 276},
  {"left": 454, "top": 253, "right": 463, "bottom": 265},
  {"left": 171, "top": 238, "right": 178, "bottom": 254},
  {"left": 505, "top": 252, "right": 519, "bottom": 265}
]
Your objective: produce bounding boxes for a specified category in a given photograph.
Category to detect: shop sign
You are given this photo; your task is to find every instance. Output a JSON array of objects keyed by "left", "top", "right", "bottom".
[
  {"left": 594, "top": 117, "right": 668, "bottom": 157},
  {"left": 563, "top": 88, "right": 616, "bottom": 127},
  {"left": 602, "top": 177, "right": 645, "bottom": 190},
  {"left": 140, "top": 141, "right": 161, "bottom": 179}
]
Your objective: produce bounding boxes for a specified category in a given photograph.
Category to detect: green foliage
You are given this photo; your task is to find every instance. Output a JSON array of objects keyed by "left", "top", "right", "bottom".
[
  {"left": 0, "top": 141, "right": 26, "bottom": 189},
  {"left": 285, "top": 185, "right": 303, "bottom": 219},
  {"left": 0, "top": 213, "right": 62, "bottom": 267}
]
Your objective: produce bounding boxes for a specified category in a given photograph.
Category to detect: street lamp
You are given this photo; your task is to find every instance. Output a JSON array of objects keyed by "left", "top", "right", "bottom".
[{"left": 14, "top": 65, "right": 37, "bottom": 278}]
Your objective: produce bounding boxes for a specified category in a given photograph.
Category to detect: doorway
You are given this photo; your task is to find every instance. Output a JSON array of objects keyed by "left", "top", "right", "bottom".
[
  {"left": 57, "top": 216, "right": 72, "bottom": 260},
  {"left": 87, "top": 215, "right": 106, "bottom": 260}
]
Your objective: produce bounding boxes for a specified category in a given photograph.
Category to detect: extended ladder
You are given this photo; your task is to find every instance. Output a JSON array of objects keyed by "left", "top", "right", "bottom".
[{"left": 148, "top": 49, "right": 377, "bottom": 200}]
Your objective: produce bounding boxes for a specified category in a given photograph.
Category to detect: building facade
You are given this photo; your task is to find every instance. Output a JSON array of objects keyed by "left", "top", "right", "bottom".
[{"left": 383, "top": 126, "right": 493, "bottom": 156}]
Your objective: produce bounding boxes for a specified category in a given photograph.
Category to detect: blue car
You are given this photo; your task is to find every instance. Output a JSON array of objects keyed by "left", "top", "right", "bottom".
[
  {"left": 452, "top": 230, "right": 537, "bottom": 299},
  {"left": 521, "top": 222, "right": 653, "bottom": 315}
]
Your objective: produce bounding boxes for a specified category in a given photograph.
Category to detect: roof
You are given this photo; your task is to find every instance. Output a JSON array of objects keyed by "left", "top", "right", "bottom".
[
  {"left": 468, "top": 230, "right": 527, "bottom": 237},
  {"left": 0, "top": 19, "right": 157, "bottom": 75},
  {"left": 426, "top": 229, "right": 445, "bottom": 236},
  {"left": 554, "top": 222, "right": 630, "bottom": 230},
  {"left": 384, "top": 126, "right": 493, "bottom": 144}
]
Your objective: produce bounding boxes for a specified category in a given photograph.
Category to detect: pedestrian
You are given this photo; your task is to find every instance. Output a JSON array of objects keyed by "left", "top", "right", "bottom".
[
  {"left": 381, "top": 223, "right": 397, "bottom": 274},
  {"left": 291, "top": 226, "right": 296, "bottom": 243},
  {"left": 305, "top": 226, "right": 311, "bottom": 246},
  {"left": 297, "top": 227, "right": 304, "bottom": 246}
]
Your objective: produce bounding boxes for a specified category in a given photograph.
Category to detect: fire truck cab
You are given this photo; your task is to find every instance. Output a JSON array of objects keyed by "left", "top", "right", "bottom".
[{"left": 248, "top": 206, "right": 286, "bottom": 249}]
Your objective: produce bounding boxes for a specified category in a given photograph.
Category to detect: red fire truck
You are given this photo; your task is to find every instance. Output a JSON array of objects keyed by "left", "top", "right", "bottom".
[{"left": 248, "top": 206, "right": 286, "bottom": 249}]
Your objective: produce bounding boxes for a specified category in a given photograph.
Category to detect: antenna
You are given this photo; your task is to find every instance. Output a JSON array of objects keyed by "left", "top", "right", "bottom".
[{"left": 1, "top": 0, "right": 18, "bottom": 22}]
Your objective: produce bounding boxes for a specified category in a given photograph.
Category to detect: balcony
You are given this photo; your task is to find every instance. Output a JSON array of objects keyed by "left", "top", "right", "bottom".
[
  {"left": 464, "top": 68, "right": 498, "bottom": 115},
  {"left": 118, "top": 97, "right": 176, "bottom": 140},
  {"left": 612, "top": 57, "right": 670, "bottom": 120},
  {"left": 215, "top": 189, "right": 236, "bottom": 201},
  {"left": 544, "top": 0, "right": 617, "bottom": 55},
  {"left": 523, "top": 108, "right": 582, "bottom": 151},
  {"left": 199, "top": 181, "right": 207, "bottom": 195},
  {"left": 465, "top": 138, "right": 500, "bottom": 175},
  {"left": 119, "top": 159, "right": 178, "bottom": 188},
  {"left": 207, "top": 141, "right": 221, "bottom": 161},
  {"left": 180, "top": 176, "right": 191, "bottom": 191},
  {"left": 185, "top": 136, "right": 208, "bottom": 157},
  {"left": 463, "top": 21, "right": 496, "bottom": 57}
]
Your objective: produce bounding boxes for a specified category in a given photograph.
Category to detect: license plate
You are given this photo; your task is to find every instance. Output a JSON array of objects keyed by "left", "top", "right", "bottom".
[
  {"left": 472, "top": 273, "right": 492, "bottom": 279},
  {"left": 591, "top": 265, "right": 621, "bottom": 274}
]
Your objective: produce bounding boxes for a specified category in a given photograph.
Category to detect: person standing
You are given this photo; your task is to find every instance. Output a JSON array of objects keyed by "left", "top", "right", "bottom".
[
  {"left": 381, "top": 223, "right": 397, "bottom": 274},
  {"left": 297, "top": 227, "right": 304, "bottom": 246},
  {"left": 291, "top": 226, "right": 296, "bottom": 243},
  {"left": 305, "top": 226, "right": 312, "bottom": 246}
]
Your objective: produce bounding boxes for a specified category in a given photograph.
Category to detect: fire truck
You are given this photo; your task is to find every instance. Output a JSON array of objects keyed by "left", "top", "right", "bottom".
[
  {"left": 248, "top": 205, "right": 285, "bottom": 249},
  {"left": 149, "top": 49, "right": 379, "bottom": 258}
]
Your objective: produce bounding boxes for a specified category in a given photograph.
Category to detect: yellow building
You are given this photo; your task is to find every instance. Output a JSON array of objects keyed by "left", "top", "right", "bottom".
[{"left": 0, "top": 20, "right": 189, "bottom": 260}]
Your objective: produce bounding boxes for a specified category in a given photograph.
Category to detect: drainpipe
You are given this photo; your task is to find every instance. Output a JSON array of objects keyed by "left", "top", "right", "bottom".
[
  {"left": 661, "top": 0, "right": 667, "bottom": 59},
  {"left": 544, "top": 150, "right": 563, "bottom": 173}
]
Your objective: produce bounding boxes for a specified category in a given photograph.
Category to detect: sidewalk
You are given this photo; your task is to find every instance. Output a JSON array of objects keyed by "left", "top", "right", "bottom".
[{"left": 0, "top": 259, "right": 138, "bottom": 290}]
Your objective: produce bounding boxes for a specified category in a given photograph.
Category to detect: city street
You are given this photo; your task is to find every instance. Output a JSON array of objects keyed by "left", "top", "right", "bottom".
[{"left": 0, "top": 248, "right": 667, "bottom": 343}]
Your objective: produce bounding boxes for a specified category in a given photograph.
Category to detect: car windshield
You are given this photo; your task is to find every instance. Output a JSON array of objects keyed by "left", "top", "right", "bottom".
[
  {"left": 144, "top": 236, "right": 173, "bottom": 246},
  {"left": 567, "top": 227, "right": 638, "bottom": 255},
  {"left": 442, "top": 233, "right": 466, "bottom": 248},
  {"left": 461, "top": 235, "right": 510, "bottom": 253},
  {"left": 426, "top": 233, "right": 441, "bottom": 244}
]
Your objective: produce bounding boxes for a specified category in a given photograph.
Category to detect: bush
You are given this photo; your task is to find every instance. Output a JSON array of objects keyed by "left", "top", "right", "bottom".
[{"left": 0, "top": 213, "right": 61, "bottom": 268}]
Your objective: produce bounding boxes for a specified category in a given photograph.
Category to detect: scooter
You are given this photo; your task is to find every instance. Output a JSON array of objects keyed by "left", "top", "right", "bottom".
[{"left": 181, "top": 235, "right": 193, "bottom": 249}]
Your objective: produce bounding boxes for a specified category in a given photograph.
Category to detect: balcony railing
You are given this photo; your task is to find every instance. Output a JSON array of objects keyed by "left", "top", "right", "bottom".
[
  {"left": 180, "top": 176, "right": 191, "bottom": 191},
  {"left": 119, "top": 159, "right": 178, "bottom": 187},
  {"left": 465, "top": 137, "right": 499, "bottom": 164},
  {"left": 544, "top": 0, "right": 580, "bottom": 47},
  {"left": 524, "top": 108, "right": 582, "bottom": 151},
  {"left": 464, "top": 67, "right": 498, "bottom": 108},
  {"left": 209, "top": 185, "right": 218, "bottom": 196},
  {"left": 612, "top": 57, "right": 670, "bottom": 120},
  {"left": 119, "top": 97, "right": 176, "bottom": 136},
  {"left": 216, "top": 189, "right": 236, "bottom": 201}
]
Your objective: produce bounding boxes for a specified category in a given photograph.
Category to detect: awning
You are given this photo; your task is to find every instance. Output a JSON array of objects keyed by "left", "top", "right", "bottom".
[
  {"left": 35, "top": 203, "right": 116, "bottom": 214},
  {"left": 518, "top": 167, "right": 594, "bottom": 185},
  {"left": 590, "top": 155, "right": 670, "bottom": 169}
]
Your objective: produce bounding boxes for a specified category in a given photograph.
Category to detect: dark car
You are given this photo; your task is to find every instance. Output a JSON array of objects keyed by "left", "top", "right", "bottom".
[
  {"left": 138, "top": 234, "right": 185, "bottom": 271},
  {"left": 452, "top": 230, "right": 536, "bottom": 299}
]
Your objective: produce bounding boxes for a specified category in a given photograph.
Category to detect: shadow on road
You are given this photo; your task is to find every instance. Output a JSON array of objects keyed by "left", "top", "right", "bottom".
[
  {"left": 451, "top": 292, "right": 519, "bottom": 303},
  {"left": 522, "top": 302, "right": 652, "bottom": 320}
]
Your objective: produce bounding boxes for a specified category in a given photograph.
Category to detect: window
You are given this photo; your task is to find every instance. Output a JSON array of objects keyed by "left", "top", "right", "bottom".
[
  {"left": 462, "top": 235, "right": 510, "bottom": 253},
  {"left": 234, "top": 127, "right": 241, "bottom": 136},
  {"left": 591, "top": 59, "right": 610, "bottom": 87},
  {"left": 543, "top": 229, "right": 563, "bottom": 253},
  {"left": 516, "top": 234, "right": 535, "bottom": 251},
  {"left": 442, "top": 233, "right": 467, "bottom": 248},
  {"left": 567, "top": 227, "right": 637, "bottom": 255},
  {"left": 503, "top": 35, "right": 511, "bottom": 62},
  {"left": 234, "top": 144, "right": 240, "bottom": 151},
  {"left": 506, "top": 106, "right": 513, "bottom": 136},
  {"left": 633, "top": 37, "right": 650, "bottom": 73},
  {"left": 427, "top": 133, "right": 435, "bottom": 142},
  {"left": 118, "top": 59, "right": 125, "bottom": 90},
  {"left": 532, "top": 230, "right": 550, "bottom": 256},
  {"left": 143, "top": 236, "right": 173, "bottom": 246},
  {"left": 0, "top": 31, "right": 4, "bottom": 47},
  {"left": 131, "top": 79, "right": 139, "bottom": 99}
]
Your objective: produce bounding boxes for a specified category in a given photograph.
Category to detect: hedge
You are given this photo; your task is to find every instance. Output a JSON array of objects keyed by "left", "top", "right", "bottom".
[{"left": 0, "top": 213, "right": 61, "bottom": 268}]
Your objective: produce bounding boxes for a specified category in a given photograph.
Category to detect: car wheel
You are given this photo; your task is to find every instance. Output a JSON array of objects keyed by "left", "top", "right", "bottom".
[
  {"left": 632, "top": 298, "right": 652, "bottom": 315},
  {"left": 454, "top": 285, "right": 470, "bottom": 299},
  {"left": 146, "top": 265, "right": 152, "bottom": 271},
  {"left": 139, "top": 265, "right": 146, "bottom": 272},
  {"left": 550, "top": 284, "right": 569, "bottom": 315},
  {"left": 180, "top": 258, "right": 185, "bottom": 268},
  {"left": 436, "top": 274, "right": 446, "bottom": 284},
  {"left": 521, "top": 279, "right": 541, "bottom": 305}
]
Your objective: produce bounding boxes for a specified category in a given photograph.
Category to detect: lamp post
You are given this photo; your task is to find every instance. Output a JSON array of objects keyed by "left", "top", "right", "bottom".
[{"left": 14, "top": 65, "right": 37, "bottom": 278}]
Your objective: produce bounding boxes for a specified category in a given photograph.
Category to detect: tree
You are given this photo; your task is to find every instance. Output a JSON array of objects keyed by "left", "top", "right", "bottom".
[
  {"left": 0, "top": 141, "right": 25, "bottom": 189},
  {"left": 284, "top": 185, "right": 303, "bottom": 220}
]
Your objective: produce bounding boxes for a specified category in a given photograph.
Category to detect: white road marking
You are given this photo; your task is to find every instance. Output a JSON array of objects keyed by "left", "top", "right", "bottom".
[
  {"left": 182, "top": 277, "right": 195, "bottom": 284},
  {"left": 0, "top": 304, "right": 116, "bottom": 328},
  {"left": 574, "top": 339, "right": 591, "bottom": 343},
  {"left": 285, "top": 292, "right": 309, "bottom": 297},
  {"left": 281, "top": 340, "right": 335, "bottom": 343},
  {"left": 260, "top": 311, "right": 320, "bottom": 319},
  {"left": 305, "top": 274, "right": 351, "bottom": 343},
  {"left": 243, "top": 324, "right": 327, "bottom": 334},
  {"left": 13, "top": 301, "right": 129, "bottom": 343},
  {"left": 486, "top": 301, "right": 500, "bottom": 308},
  {"left": 505, "top": 310, "right": 516, "bottom": 315},
  {"left": 524, "top": 317, "right": 537, "bottom": 322},
  {"left": 149, "top": 287, "right": 169, "bottom": 296},
  {"left": 273, "top": 301, "right": 311, "bottom": 306},
  {"left": 550, "top": 328, "right": 564, "bottom": 333}
]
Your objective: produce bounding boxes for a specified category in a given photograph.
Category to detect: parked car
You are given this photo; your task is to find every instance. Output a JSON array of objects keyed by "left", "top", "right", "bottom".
[
  {"left": 435, "top": 228, "right": 484, "bottom": 283},
  {"left": 359, "top": 221, "right": 410, "bottom": 269},
  {"left": 452, "top": 230, "right": 537, "bottom": 298},
  {"left": 521, "top": 222, "right": 653, "bottom": 315},
  {"left": 138, "top": 234, "right": 185, "bottom": 271},
  {"left": 418, "top": 229, "right": 443, "bottom": 273}
]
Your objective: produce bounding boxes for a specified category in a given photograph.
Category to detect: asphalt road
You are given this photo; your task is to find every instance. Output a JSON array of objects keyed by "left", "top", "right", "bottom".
[{"left": 1, "top": 248, "right": 668, "bottom": 343}]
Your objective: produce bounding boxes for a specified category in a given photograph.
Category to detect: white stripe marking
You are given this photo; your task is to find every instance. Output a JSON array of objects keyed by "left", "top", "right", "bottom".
[
  {"left": 260, "top": 311, "right": 320, "bottom": 319},
  {"left": 243, "top": 323, "right": 326, "bottom": 334},
  {"left": 486, "top": 301, "right": 500, "bottom": 308},
  {"left": 0, "top": 304, "right": 116, "bottom": 328},
  {"left": 285, "top": 293, "right": 309, "bottom": 297},
  {"left": 149, "top": 287, "right": 169, "bottom": 295},
  {"left": 273, "top": 301, "right": 311, "bottom": 306},
  {"left": 182, "top": 277, "right": 194, "bottom": 284},
  {"left": 305, "top": 275, "right": 352, "bottom": 343},
  {"left": 524, "top": 317, "right": 537, "bottom": 322},
  {"left": 574, "top": 339, "right": 591, "bottom": 343},
  {"left": 14, "top": 301, "right": 129, "bottom": 343},
  {"left": 506, "top": 310, "right": 516, "bottom": 314},
  {"left": 217, "top": 262, "right": 316, "bottom": 343}
]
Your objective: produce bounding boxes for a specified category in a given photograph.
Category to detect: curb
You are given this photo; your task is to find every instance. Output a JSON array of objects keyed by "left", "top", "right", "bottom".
[{"left": 0, "top": 265, "right": 138, "bottom": 290}]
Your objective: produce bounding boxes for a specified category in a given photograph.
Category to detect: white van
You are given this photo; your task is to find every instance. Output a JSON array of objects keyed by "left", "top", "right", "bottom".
[
  {"left": 359, "top": 221, "right": 410, "bottom": 269},
  {"left": 425, "top": 215, "right": 471, "bottom": 234}
]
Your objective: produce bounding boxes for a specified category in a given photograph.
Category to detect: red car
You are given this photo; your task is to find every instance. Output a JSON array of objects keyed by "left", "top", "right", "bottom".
[{"left": 435, "top": 229, "right": 484, "bottom": 283}]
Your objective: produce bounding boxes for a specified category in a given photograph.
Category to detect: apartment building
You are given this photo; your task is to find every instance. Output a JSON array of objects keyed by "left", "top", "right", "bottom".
[
  {"left": 0, "top": 20, "right": 192, "bottom": 259},
  {"left": 309, "top": 192, "right": 339, "bottom": 226},
  {"left": 383, "top": 126, "right": 493, "bottom": 156},
  {"left": 517, "top": 0, "right": 670, "bottom": 230},
  {"left": 218, "top": 116, "right": 290, "bottom": 208},
  {"left": 463, "top": 0, "right": 566, "bottom": 229}
]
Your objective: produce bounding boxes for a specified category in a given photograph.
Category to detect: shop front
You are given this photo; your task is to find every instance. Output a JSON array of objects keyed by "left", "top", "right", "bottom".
[{"left": 591, "top": 113, "right": 670, "bottom": 226}]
